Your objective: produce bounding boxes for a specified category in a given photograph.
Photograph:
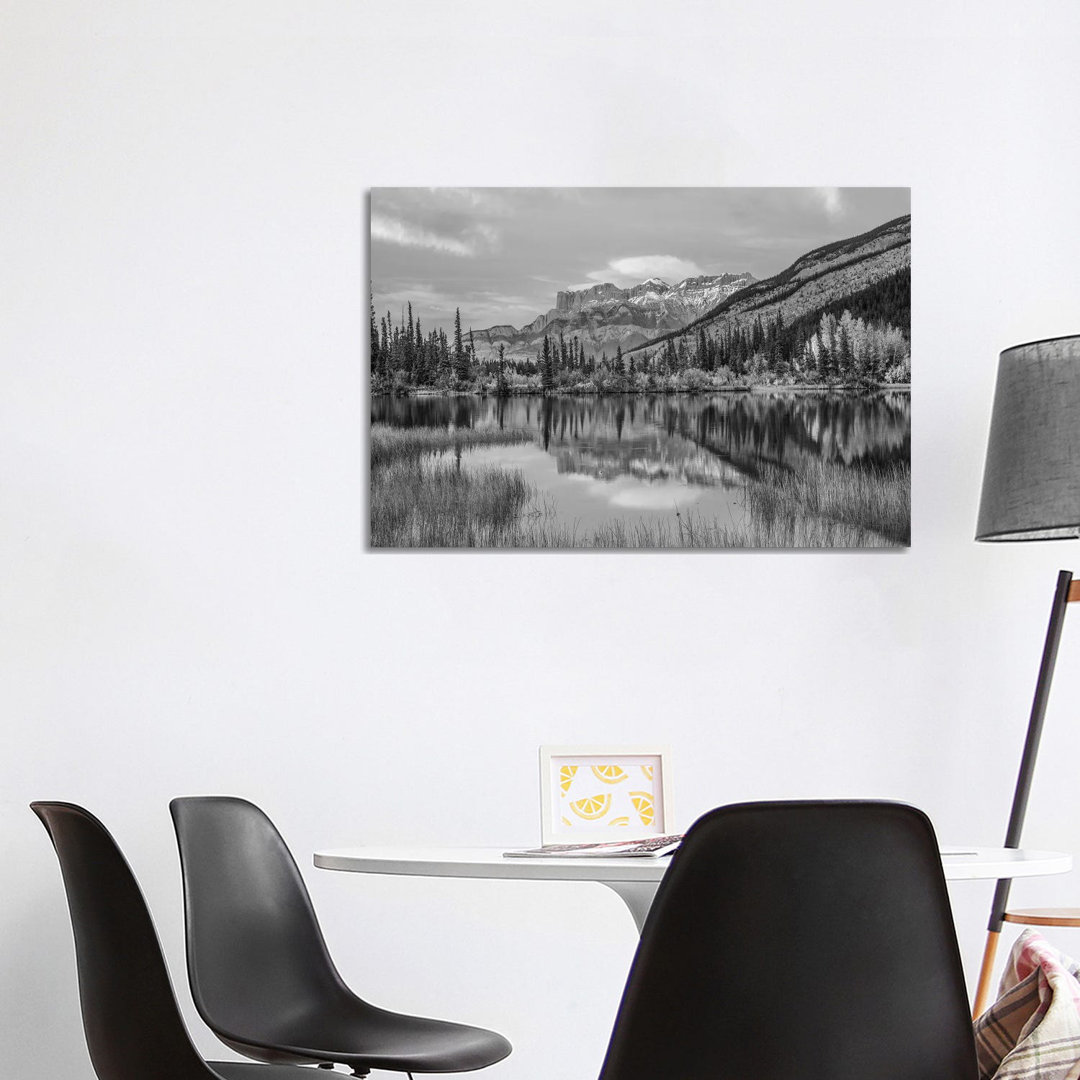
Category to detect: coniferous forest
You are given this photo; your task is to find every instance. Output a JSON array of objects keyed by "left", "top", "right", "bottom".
[{"left": 370, "top": 268, "right": 910, "bottom": 397}]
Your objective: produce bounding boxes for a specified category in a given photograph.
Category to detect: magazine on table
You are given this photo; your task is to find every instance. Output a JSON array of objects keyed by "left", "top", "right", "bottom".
[{"left": 504, "top": 834, "right": 683, "bottom": 859}]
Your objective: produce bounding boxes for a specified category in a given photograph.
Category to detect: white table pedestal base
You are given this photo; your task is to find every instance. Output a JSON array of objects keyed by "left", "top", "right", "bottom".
[{"left": 600, "top": 881, "right": 659, "bottom": 934}]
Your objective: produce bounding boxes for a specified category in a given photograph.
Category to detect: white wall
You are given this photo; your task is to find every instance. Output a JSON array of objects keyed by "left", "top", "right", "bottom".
[{"left": 4, "top": 2, "right": 1080, "bottom": 1076}]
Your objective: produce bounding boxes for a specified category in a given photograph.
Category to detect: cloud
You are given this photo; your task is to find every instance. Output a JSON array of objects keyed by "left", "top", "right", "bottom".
[
  {"left": 609, "top": 486, "right": 705, "bottom": 510},
  {"left": 814, "top": 187, "right": 845, "bottom": 218},
  {"left": 426, "top": 188, "right": 510, "bottom": 214},
  {"left": 476, "top": 290, "right": 532, "bottom": 308},
  {"left": 370, "top": 213, "right": 498, "bottom": 257},
  {"left": 586, "top": 255, "right": 704, "bottom": 287},
  {"left": 372, "top": 282, "right": 543, "bottom": 333},
  {"left": 378, "top": 284, "right": 456, "bottom": 312}
]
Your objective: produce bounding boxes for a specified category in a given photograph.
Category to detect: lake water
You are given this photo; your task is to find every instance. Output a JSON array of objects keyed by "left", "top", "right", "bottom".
[{"left": 372, "top": 392, "right": 910, "bottom": 537}]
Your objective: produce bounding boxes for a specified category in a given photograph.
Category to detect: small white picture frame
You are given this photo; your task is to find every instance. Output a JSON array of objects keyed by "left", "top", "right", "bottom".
[{"left": 539, "top": 745, "right": 673, "bottom": 845}]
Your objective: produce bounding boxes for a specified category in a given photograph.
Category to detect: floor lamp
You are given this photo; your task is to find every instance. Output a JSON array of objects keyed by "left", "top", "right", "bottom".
[{"left": 972, "top": 334, "right": 1080, "bottom": 1018}]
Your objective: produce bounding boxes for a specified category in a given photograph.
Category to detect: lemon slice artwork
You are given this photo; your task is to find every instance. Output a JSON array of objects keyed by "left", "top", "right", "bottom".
[
  {"left": 609, "top": 816, "right": 630, "bottom": 827},
  {"left": 591, "top": 764, "right": 628, "bottom": 785},
  {"left": 569, "top": 793, "right": 612, "bottom": 821},
  {"left": 630, "top": 791, "right": 655, "bottom": 827},
  {"left": 559, "top": 765, "right": 578, "bottom": 794}
]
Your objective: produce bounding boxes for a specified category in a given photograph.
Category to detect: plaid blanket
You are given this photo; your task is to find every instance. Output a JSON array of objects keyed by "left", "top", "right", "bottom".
[{"left": 975, "top": 929, "right": 1080, "bottom": 1079}]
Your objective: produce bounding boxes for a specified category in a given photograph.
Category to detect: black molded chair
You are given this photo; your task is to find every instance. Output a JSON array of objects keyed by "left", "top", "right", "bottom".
[
  {"left": 31, "top": 801, "right": 315, "bottom": 1080},
  {"left": 598, "top": 800, "right": 979, "bottom": 1080},
  {"left": 169, "top": 796, "right": 511, "bottom": 1077}
]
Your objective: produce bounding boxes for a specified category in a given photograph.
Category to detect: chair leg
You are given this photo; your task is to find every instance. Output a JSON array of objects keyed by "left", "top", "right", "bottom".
[{"left": 973, "top": 928, "right": 1001, "bottom": 1019}]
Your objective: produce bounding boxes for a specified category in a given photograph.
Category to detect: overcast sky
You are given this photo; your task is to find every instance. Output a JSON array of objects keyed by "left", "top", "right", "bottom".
[{"left": 371, "top": 187, "right": 910, "bottom": 335}]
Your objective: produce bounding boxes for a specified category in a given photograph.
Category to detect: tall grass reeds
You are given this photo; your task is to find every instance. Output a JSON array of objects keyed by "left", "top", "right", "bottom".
[
  {"left": 369, "top": 423, "right": 910, "bottom": 549},
  {"left": 371, "top": 458, "right": 534, "bottom": 547},
  {"left": 742, "top": 459, "right": 910, "bottom": 547},
  {"left": 370, "top": 426, "right": 532, "bottom": 470},
  {"left": 370, "top": 425, "right": 536, "bottom": 547}
]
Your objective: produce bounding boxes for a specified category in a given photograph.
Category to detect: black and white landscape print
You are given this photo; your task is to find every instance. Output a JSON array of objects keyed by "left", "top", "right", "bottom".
[{"left": 370, "top": 188, "right": 911, "bottom": 549}]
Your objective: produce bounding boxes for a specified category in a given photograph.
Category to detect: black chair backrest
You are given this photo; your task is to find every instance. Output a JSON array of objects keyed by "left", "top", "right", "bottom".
[
  {"left": 169, "top": 796, "right": 352, "bottom": 1042},
  {"left": 31, "top": 802, "right": 218, "bottom": 1080},
  {"left": 598, "top": 801, "right": 978, "bottom": 1080}
]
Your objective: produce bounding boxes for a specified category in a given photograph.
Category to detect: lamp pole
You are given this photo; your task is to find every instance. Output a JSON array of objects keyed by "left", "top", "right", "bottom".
[{"left": 971, "top": 569, "right": 1076, "bottom": 1017}]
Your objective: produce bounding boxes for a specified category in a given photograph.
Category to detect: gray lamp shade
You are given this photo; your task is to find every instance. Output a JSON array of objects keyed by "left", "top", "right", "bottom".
[{"left": 976, "top": 334, "right": 1080, "bottom": 541}]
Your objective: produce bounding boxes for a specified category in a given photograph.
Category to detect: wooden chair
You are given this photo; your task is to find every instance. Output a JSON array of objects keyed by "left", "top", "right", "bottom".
[{"left": 1004, "top": 909, "right": 1080, "bottom": 929}]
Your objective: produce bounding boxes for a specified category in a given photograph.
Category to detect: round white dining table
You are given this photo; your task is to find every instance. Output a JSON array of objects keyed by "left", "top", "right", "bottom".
[{"left": 314, "top": 845, "right": 1073, "bottom": 934}]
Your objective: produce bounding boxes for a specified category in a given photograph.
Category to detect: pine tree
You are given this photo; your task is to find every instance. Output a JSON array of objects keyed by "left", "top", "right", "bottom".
[
  {"left": 404, "top": 303, "right": 415, "bottom": 382},
  {"left": 541, "top": 335, "right": 554, "bottom": 392},
  {"left": 496, "top": 343, "right": 508, "bottom": 397},
  {"left": 837, "top": 324, "right": 854, "bottom": 382},
  {"left": 453, "top": 308, "right": 467, "bottom": 382},
  {"left": 438, "top": 329, "right": 449, "bottom": 381},
  {"left": 370, "top": 293, "right": 380, "bottom": 375},
  {"left": 819, "top": 340, "right": 833, "bottom": 380},
  {"left": 382, "top": 315, "right": 395, "bottom": 378},
  {"left": 414, "top": 318, "right": 428, "bottom": 384},
  {"left": 665, "top": 337, "right": 678, "bottom": 375},
  {"left": 676, "top": 337, "right": 689, "bottom": 372}
]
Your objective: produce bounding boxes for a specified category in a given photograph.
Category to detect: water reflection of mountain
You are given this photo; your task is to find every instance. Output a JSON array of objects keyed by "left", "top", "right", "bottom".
[
  {"left": 552, "top": 436, "right": 747, "bottom": 489},
  {"left": 372, "top": 392, "right": 911, "bottom": 483}
]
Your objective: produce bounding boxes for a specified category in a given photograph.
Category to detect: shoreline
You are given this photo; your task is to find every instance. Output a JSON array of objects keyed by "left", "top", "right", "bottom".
[{"left": 372, "top": 383, "right": 912, "bottom": 399}]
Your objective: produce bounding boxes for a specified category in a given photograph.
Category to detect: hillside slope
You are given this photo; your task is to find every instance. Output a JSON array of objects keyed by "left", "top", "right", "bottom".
[{"left": 628, "top": 214, "right": 911, "bottom": 356}]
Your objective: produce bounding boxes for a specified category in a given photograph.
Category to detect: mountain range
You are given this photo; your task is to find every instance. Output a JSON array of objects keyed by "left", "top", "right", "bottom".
[
  {"left": 468, "top": 213, "right": 911, "bottom": 366},
  {"left": 470, "top": 272, "right": 757, "bottom": 362},
  {"left": 630, "top": 214, "right": 912, "bottom": 356}
]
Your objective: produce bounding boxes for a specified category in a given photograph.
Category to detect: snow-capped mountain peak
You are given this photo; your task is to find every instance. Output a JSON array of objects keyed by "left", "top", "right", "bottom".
[{"left": 470, "top": 271, "right": 757, "bottom": 362}]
